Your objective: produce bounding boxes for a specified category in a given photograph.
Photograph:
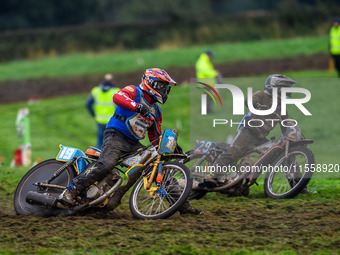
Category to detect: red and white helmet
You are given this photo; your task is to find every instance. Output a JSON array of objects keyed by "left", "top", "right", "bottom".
[{"left": 140, "top": 68, "right": 177, "bottom": 104}]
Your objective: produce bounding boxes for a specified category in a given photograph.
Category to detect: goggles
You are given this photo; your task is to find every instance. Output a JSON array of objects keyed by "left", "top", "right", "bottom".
[{"left": 153, "top": 81, "right": 171, "bottom": 94}]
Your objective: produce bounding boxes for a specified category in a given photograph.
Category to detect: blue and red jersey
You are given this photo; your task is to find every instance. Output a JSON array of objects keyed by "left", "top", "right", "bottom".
[{"left": 106, "top": 85, "right": 162, "bottom": 144}]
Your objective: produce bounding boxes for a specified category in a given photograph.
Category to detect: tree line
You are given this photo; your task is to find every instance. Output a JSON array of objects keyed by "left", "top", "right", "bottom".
[
  {"left": 2, "top": 0, "right": 338, "bottom": 32},
  {"left": 0, "top": 0, "right": 339, "bottom": 62}
]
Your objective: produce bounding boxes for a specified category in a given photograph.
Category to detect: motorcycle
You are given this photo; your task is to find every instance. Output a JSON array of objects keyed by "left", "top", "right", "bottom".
[
  {"left": 181, "top": 123, "right": 314, "bottom": 199},
  {"left": 14, "top": 115, "right": 192, "bottom": 220}
]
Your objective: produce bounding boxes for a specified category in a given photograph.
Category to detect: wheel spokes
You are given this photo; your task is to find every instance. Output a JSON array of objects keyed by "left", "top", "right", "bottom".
[
  {"left": 134, "top": 165, "right": 187, "bottom": 216},
  {"left": 269, "top": 152, "right": 308, "bottom": 195}
]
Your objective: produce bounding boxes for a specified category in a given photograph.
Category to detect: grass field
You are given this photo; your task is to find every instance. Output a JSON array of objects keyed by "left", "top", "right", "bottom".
[
  {"left": 0, "top": 39, "right": 339, "bottom": 254},
  {"left": 0, "top": 36, "right": 328, "bottom": 81}
]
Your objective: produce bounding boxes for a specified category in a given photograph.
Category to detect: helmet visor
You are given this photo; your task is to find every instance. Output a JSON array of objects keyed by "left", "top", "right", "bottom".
[{"left": 154, "top": 81, "right": 171, "bottom": 94}]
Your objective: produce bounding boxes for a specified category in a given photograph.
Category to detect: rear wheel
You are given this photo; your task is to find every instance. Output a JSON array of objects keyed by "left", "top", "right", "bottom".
[
  {"left": 14, "top": 159, "right": 76, "bottom": 216},
  {"left": 264, "top": 146, "right": 314, "bottom": 198},
  {"left": 129, "top": 162, "right": 192, "bottom": 219}
]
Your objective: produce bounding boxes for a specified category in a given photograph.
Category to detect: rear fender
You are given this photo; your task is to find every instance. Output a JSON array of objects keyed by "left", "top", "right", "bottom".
[{"left": 290, "top": 139, "right": 314, "bottom": 147}]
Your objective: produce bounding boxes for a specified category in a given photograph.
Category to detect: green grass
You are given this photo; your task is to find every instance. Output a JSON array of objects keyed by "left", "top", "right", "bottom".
[{"left": 0, "top": 36, "right": 328, "bottom": 81}]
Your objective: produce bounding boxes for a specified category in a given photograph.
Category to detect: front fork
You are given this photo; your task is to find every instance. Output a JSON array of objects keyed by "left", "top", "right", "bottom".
[
  {"left": 143, "top": 154, "right": 165, "bottom": 197},
  {"left": 284, "top": 140, "right": 290, "bottom": 160},
  {"left": 283, "top": 140, "right": 301, "bottom": 187}
]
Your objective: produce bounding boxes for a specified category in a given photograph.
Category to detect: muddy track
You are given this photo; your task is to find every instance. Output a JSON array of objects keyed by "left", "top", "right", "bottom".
[
  {"left": 0, "top": 53, "right": 328, "bottom": 104},
  {"left": 1, "top": 190, "right": 339, "bottom": 254}
]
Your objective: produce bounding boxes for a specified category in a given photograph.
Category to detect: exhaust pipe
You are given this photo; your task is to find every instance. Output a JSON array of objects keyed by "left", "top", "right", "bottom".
[{"left": 26, "top": 191, "right": 57, "bottom": 208}]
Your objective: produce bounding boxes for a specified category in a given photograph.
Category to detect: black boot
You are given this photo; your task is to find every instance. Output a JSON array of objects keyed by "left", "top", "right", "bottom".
[
  {"left": 178, "top": 201, "right": 204, "bottom": 215},
  {"left": 300, "top": 187, "right": 317, "bottom": 194}
]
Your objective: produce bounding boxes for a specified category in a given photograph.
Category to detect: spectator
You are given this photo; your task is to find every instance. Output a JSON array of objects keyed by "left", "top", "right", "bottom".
[
  {"left": 195, "top": 50, "right": 219, "bottom": 80},
  {"left": 85, "top": 74, "right": 119, "bottom": 149},
  {"left": 195, "top": 50, "right": 222, "bottom": 113},
  {"left": 330, "top": 17, "right": 340, "bottom": 77}
]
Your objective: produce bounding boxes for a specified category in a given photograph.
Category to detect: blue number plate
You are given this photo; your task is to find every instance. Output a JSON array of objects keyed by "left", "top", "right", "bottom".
[
  {"left": 285, "top": 125, "right": 302, "bottom": 142},
  {"left": 56, "top": 145, "right": 80, "bottom": 161},
  {"left": 158, "top": 129, "right": 178, "bottom": 154},
  {"left": 193, "top": 140, "right": 214, "bottom": 154},
  {"left": 56, "top": 144, "right": 87, "bottom": 173}
]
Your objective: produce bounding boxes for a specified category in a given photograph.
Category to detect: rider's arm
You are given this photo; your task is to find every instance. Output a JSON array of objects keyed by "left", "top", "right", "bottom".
[
  {"left": 251, "top": 91, "right": 267, "bottom": 110},
  {"left": 112, "top": 86, "right": 138, "bottom": 111},
  {"left": 148, "top": 112, "right": 162, "bottom": 146}
]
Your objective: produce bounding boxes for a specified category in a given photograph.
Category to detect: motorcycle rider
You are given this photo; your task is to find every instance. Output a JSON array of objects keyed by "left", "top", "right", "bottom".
[
  {"left": 58, "top": 68, "right": 203, "bottom": 214},
  {"left": 207, "top": 74, "right": 314, "bottom": 193}
]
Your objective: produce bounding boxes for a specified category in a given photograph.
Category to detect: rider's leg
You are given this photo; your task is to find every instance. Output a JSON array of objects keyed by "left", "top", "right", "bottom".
[
  {"left": 178, "top": 200, "right": 204, "bottom": 215},
  {"left": 212, "top": 128, "right": 251, "bottom": 182},
  {"left": 58, "top": 129, "right": 136, "bottom": 205},
  {"left": 213, "top": 128, "right": 267, "bottom": 183}
]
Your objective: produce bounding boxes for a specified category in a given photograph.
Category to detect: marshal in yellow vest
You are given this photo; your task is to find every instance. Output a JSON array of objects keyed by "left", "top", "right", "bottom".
[
  {"left": 91, "top": 87, "right": 119, "bottom": 124},
  {"left": 196, "top": 53, "right": 218, "bottom": 79},
  {"left": 330, "top": 26, "right": 340, "bottom": 55}
]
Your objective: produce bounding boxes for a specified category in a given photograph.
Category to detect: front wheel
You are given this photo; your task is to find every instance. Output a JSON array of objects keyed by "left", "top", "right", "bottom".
[
  {"left": 14, "top": 159, "right": 76, "bottom": 216},
  {"left": 129, "top": 162, "right": 192, "bottom": 219},
  {"left": 264, "top": 146, "right": 314, "bottom": 199}
]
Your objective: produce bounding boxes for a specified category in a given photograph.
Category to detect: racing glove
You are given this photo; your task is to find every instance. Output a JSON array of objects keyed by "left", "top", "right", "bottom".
[{"left": 136, "top": 104, "right": 151, "bottom": 118}]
